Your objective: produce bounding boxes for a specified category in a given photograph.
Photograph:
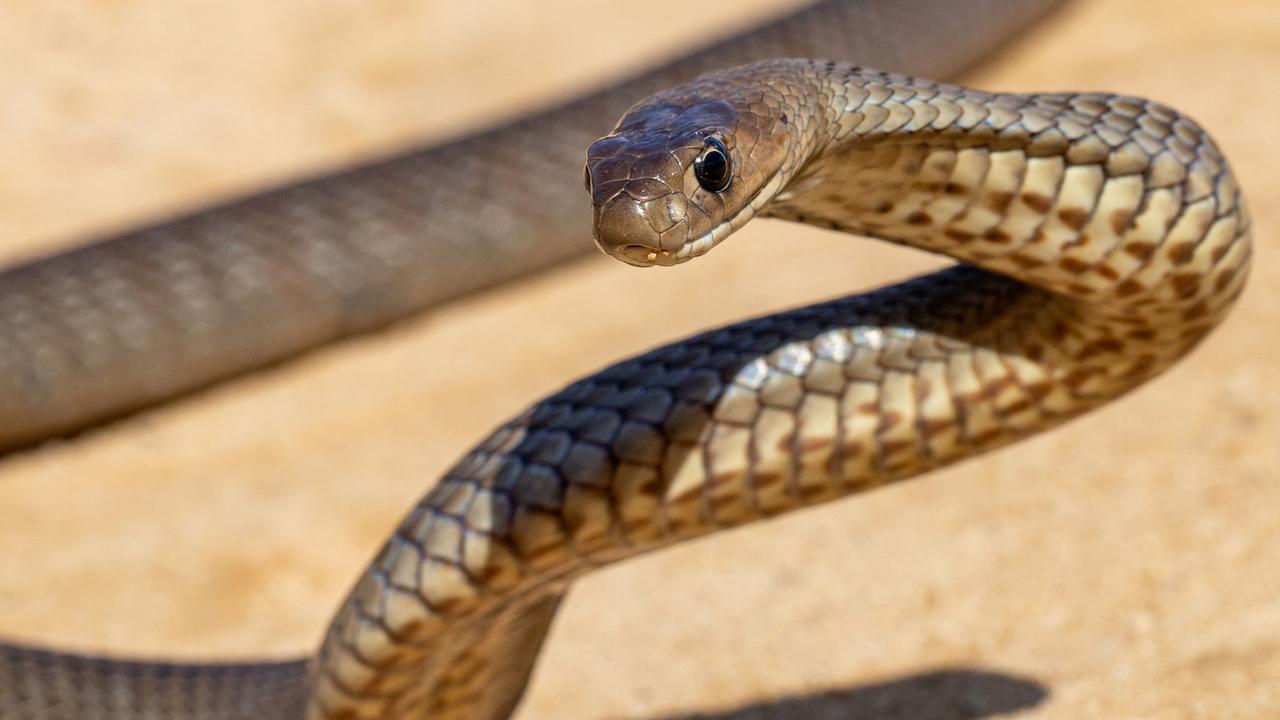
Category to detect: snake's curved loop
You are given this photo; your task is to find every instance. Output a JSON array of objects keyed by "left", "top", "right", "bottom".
[
  {"left": 2, "top": 5, "right": 1082, "bottom": 720},
  {"left": 303, "top": 60, "right": 1249, "bottom": 719}
]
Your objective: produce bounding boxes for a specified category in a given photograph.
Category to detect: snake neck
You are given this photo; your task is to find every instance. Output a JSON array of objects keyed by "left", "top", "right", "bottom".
[
  {"left": 763, "top": 64, "right": 1249, "bottom": 352},
  {"left": 768, "top": 65, "right": 1239, "bottom": 312}
]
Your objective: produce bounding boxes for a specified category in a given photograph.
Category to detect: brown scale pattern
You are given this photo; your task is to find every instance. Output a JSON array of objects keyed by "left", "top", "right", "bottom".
[
  {"left": 15, "top": 7, "right": 1269, "bottom": 720},
  {"left": 0, "top": 5, "right": 1080, "bottom": 720},
  {"left": 307, "top": 62, "right": 1250, "bottom": 719}
]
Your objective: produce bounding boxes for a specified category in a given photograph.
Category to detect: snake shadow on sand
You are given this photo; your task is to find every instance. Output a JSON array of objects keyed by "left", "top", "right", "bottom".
[{"left": 644, "top": 667, "right": 1048, "bottom": 720}]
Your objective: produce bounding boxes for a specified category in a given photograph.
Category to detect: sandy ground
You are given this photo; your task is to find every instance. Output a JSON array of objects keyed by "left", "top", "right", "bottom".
[{"left": 0, "top": 1, "right": 1277, "bottom": 718}]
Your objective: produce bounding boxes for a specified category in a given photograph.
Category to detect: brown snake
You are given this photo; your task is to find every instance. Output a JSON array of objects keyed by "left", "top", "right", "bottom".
[{"left": 0, "top": 3, "right": 1253, "bottom": 720}]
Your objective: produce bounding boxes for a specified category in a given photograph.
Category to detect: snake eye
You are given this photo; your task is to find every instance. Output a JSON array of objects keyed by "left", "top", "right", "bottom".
[{"left": 694, "top": 137, "right": 732, "bottom": 192}]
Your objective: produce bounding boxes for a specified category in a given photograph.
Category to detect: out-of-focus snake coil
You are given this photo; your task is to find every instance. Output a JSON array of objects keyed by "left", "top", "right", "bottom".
[{"left": 0, "top": 7, "right": 1251, "bottom": 720}]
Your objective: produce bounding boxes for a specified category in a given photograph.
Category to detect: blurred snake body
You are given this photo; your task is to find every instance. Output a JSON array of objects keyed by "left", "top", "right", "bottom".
[{"left": 0, "top": 2, "right": 1252, "bottom": 720}]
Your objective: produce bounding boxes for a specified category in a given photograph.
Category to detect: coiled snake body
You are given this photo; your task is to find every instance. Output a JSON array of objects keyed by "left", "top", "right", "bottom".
[{"left": 0, "top": 4, "right": 1251, "bottom": 720}]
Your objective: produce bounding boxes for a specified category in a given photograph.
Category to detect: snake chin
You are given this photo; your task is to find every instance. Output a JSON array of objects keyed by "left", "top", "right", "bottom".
[{"left": 602, "top": 221, "right": 730, "bottom": 268}]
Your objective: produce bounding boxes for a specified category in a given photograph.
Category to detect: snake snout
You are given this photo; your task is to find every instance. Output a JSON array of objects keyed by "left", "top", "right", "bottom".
[{"left": 592, "top": 192, "right": 684, "bottom": 267}]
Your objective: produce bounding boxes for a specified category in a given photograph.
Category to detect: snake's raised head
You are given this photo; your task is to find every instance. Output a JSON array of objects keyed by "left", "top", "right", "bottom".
[{"left": 585, "top": 70, "right": 797, "bottom": 267}]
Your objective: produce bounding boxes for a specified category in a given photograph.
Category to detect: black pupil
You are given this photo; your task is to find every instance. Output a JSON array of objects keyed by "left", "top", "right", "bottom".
[{"left": 695, "top": 140, "right": 731, "bottom": 192}]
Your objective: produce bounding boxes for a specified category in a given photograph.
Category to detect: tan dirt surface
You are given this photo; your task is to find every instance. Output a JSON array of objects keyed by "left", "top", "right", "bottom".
[{"left": 0, "top": 1, "right": 1277, "bottom": 718}]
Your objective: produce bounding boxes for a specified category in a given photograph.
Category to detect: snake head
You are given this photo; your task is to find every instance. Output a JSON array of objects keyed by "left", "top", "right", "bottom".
[{"left": 585, "top": 72, "right": 795, "bottom": 267}]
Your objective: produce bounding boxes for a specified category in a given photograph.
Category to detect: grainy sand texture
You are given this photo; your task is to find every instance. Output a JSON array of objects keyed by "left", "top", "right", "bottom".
[{"left": 0, "top": 1, "right": 1276, "bottom": 718}]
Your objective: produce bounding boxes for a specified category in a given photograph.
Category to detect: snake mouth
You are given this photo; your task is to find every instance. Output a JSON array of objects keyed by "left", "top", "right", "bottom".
[
  {"left": 639, "top": 169, "right": 788, "bottom": 268},
  {"left": 612, "top": 244, "right": 666, "bottom": 266}
]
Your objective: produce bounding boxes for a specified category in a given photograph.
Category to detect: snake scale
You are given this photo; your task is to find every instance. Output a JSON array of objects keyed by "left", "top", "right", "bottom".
[{"left": 0, "top": 2, "right": 1252, "bottom": 720}]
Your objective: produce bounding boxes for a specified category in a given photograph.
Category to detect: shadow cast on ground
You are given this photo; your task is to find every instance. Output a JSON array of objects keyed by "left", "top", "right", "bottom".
[{"left": 645, "top": 667, "right": 1048, "bottom": 720}]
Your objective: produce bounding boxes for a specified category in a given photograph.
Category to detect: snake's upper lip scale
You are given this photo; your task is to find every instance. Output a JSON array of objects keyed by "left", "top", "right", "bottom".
[
  {"left": 626, "top": 167, "right": 788, "bottom": 268},
  {"left": 676, "top": 168, "right": 787, "bottom": 263}
]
